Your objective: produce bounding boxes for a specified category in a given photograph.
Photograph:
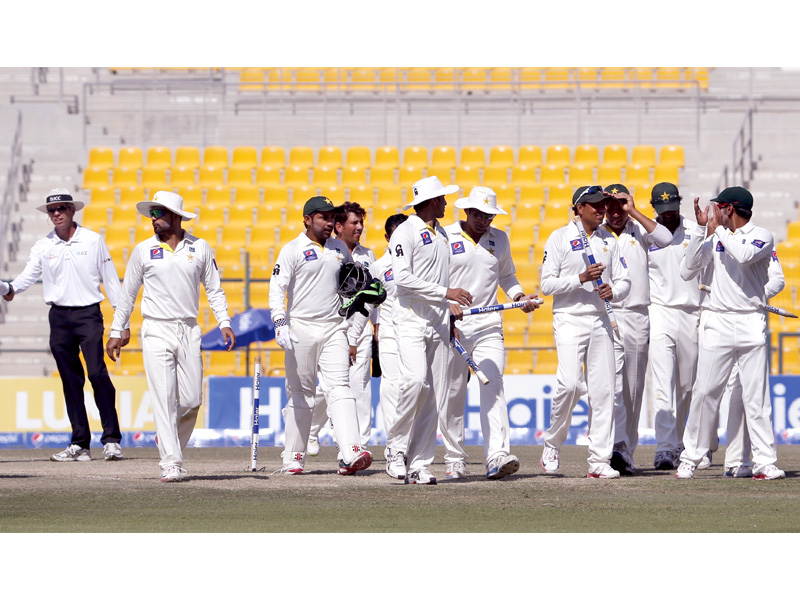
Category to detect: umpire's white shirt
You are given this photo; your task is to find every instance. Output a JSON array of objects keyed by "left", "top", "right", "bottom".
[
  {"left": 268, "top": 232, "right": 352, "bottom": 323},
  {"left": 540, "top": 222, "right": 630, "bottom": 314},
  {"left": 11, "top": 224, "right": 122, "bottom": 308},
  {"left": 648, "top": 216, "right": 706, "bottom": 309},
  {"left": 444, "top": 221, "right": 523, "bottom": 335},
  {"left": 110, "top": 232, "right": 230, "bottom": 334},
  {"left": 603, "top": 219, "right": 672, "bottom": 310}
]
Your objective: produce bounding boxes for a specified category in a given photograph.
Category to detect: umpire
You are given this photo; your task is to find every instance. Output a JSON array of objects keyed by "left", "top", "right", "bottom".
[{"left": 3, "top": 189, "right": 129, "bottom": 462}]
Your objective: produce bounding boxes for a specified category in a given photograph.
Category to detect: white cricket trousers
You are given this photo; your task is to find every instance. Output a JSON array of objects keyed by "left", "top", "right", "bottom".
[
  {"left": 141, "top": 318, "right": 203, "bottom": 470},
  {"left": 612, "top": 307, "right": 649, "bottom": 465},
  {"left": 544, "top": 312, "right": 616, "bottom": 467},
  {"left": 389, "top": 299, "right": 450, "bottom": 473},
  {"left": 440, "top": 325, "right": 510, "bottom": 467},
  {"left": 283, "top": 318, "right": 362, "bottom": 465},
  {"left": 680, "top": 311, "right": 778, "bottom": 470},
  {"left": 377, "top": 324, "right": 400, "bottom": 449},
  {"left": 721, "top": 364, "right": 753, "bottom": 469},
  {"left": 649, "top": 304, "right": 699, "bottom": 454}
]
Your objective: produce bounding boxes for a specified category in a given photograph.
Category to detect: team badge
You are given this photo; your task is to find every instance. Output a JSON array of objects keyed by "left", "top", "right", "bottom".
[
  {"left": 488, "top": 240, "right": 495, "bottom": 246},
  {"left": 620, "top": 257, "right": 628, "bottom": 268},
  {"left": 715, "top": 241, "right": 725, "bottom": 252},
  {"left": 189, "top": 246, "right": 196, "bottom": 252},
  {"left": 570, "top": 239, "right": 583, "bottom": 252},
  {"left": 420, "top": 231, "right": 432, "bottom": 245},
  {"left": 384, "top": 268, "right": 394, "bottom": 282},
  {"left": 303, "top": 249, "right": 318, "bottom": 261},
  {"left": 150, "top": 248, "right": 164, "bottom": 260},
  {"left": 751, "top": 239, "right": 766, "bottom": 248},
  {"left": 451, "top": 242, "right": 465, "bottom": 255}
]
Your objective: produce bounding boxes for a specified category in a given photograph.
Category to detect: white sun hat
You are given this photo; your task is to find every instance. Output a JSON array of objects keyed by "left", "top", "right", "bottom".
[
  {"left": 37, "top": 188, "right": 85, "bottom": 213},
  {"left": 454, "top": 186, "right": 508, "bottom": 215},
  {"left": 136, "top": 190, "right": 197, "bottom": 221},
  {"left": 402, "top": 175, "right": 460, "bottom": 211}
]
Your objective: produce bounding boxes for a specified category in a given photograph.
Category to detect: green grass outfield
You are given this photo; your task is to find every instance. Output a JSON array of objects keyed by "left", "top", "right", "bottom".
[{"left": 2, "top": 444, "right": 799, "bottom": 533}]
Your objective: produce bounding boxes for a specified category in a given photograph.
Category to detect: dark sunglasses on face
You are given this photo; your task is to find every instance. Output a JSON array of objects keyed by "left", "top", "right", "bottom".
[
  {"left": 469, "top": 209, "right": 494, "bottom": 222},
  {"left": 150, "top": 208, "right": 167, "bottom": 219},
  {"left": 47, "top": 204, "right": 71, "bottom": 214}
]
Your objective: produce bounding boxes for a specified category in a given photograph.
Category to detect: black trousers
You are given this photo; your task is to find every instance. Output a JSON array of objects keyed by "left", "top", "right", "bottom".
[{"left": 48, "top": 304, "right": 121, "bottom": 448}]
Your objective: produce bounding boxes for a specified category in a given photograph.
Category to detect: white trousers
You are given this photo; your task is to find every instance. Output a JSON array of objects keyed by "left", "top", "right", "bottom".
[
  {"left": 378, "top": 324, "right": 400, "bottom": 449},
  {"left": 544, "top": 312, "right": 616, "bottom": 467},
  {"left": 612, "top": 307, "right": 649, "bottom": 466},
  {"left": 283, "top": 318, "right": 362, "bottom": 465},
  {"left": 389, "top": 299, "right": 449, "bottom": 473},
  {"left": 141, "top": 318, "right": 203, "bottom": 470},
  {"left": 680, "top": 311, "right": 778, "bottom": 470},
  {"left": 440, "top": 325, "right": 510, "bottom": 467},
  {"left": 649, "top": 304, "right": 699, "bottom": 454},
  {"left": 721, "top": 364, "right": 753, "bottom": 469}
]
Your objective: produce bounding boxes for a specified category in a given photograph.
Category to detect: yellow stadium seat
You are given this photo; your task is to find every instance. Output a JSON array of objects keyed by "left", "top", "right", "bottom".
[
  {"left": 341, "top": 165, "right": 367, "bottom": 188},
  {"left": 488, "top": 145, "right": 515, "bottom": 169},
  {"left": 294, "top": 67, "right": 322, "bottom": 92},
  {"left": 373, "top": 146, "right": 399, "bottom": 169},
  {"left": 349, "top": 67, "right": 378, "bottom": 92},
  {"left": 402, "top": 146, "right": 428, "bottom": 169},
  {"left": 692, "top": 67, "right": 710, "bottom": 91},
  {"left": 405, "top": 67, "right": 433, "bottom": 93},
  {"left": 170, "top": 165, "right": 196, "bottom": 188},
  {"left": 370, "top": 165, "right": 396, "bottom": 187},
  {"left": 518, "top": 183, "right": 545, "bottom": 204},
  {"left": 117, "top": 147, "right": 143, "bottom": 170},
  {"left": 239, "top": 68, "right": 265, "bottom": 91},
  {"left": 111, "top": 166, "right": 138, "bottom": 188},
  {"left": 141, "top": 166, "right": 168, "bottom": 190},
  {"left": 505, "top": 349, "right": 534, "bottom": 375},
  {"left": 254, "top": 204, "right": 282, "bottom": 226},
  {"left": 228, "top": 165, "right": 255, "bottom": 189},
  {"left": 572, "top": 144, "right": 599, "bottom": 169},
  {"left": 317, "top": 146, "right": 343, "bottom": 170},
  {"left": 203, "top": 146, "right": 229, "bottom": 169},
  {"left": 226, "top": 204, "right": 256, "bottom": 228},
  {"left": 597, "top": 164, "right": 624, "bottom": 186},
  {"left": 542, "top": 201, "right": 570, "bottom": 222},
  {"left": 518, "top": 145, "right": 543, "bottom": 168},
  {"left": 425, "top": 166, "right": 453, "bottom": 185},
  {"left": 547, "top": 184, "right": 573, "bottom": 205},
  {"left": 488, "top": 67, "right": 512, "bottom": 91},
  {"left": 317, "top": 186, "right": 346, "bottom": 203},
  {"left": 206, "top": 185, "right": 232, "bottom": 206},
  {"left": 625, "top": 163, "right": 651, "bottom": 189},
  {"left": 191, "top": 223, "right": 222, "bottom": 246},
  {"left": 109, "top": 204, "right": 139, "bottom": 228},
  {"left": 533, "top": 349, "right": 559, "bottom": 374},
  {"left": 398, "top": 165, "right": 424, "bottom": 188},
  {"left": 146, "top": 146, "right": 172, "bottom": 170},
  {"left": 262, "top": 185, "right": 290, "bottom": 206},
  {"left": 653, "top": 164, "right": 680, "bottom": 186},
  {"left": 659, "top": 145, "right": 685, "bottom": 169},
  {"left": 289, "top": 146, "right": 315, "bottom": 169},
  {"left": 345, "top": 146, "right": 371, "bottom": 170},
  {"left": 375, "top": 185, "right": 402, "bottom": 206},
  {"left": 599, "top": 67, "right": 628, "bottom": 89},
  {"left": 602, "top": 145, "right": 628, "bottom": 169},
  {"left": 313, "top": 165, "right": 339, "bottom": 187},
  {"left": 118, "top": 186, "right": 147, "bottom": 207},
  {"left": 431, "top": 146, "right": 457, "bottom": 169},
  {"left": 348, "top": 185, "right": 374, "bottom": 206},
  {"left": 82, "top": 204, "right": 112, "bottom": 229},
  {"left": 455, "top": 165, "right": 480, "bottom": 192},
  {"left": 482, "top": 165, "right": 510, "bottom": 188},
  {"left": 655, "top": 67, "right": 684, "bottom": 89},
  {"left": 520, "top": 67, "right": 544, "bottom": 90},
  {"left": 199, "top": 165, "right": 225, "bottom": 188},
  {"left": 133, "top": 220, "right": 155, "bottom": 244},
  {"left": 545, "top": 145, "right": 571, "bottom": 169},
  {"left": 284, "top": 165, "right": 311, "bottom": 188},
  {"left": 632, "top": 68, "right": 654, "bottom": 89},
  {"left": 460, "top": 67, "right": 488, "bottom": 93},
  {"left": 288, "top": 186, "right": 315, "bottom": 207},
  {"left": 544, "top": 67, "right": 572, "bottom": 90},
  {"left": 89, "top": 187, "right": 116, "bottom": 207},
  {"left": 232, "top": 146, "right": 258, "bottom": 169},
  {"left": 511, "top": 164, "right": 538, "bottom": 186},
  {"left": 493, "top": 183, "right": 516, "bottom": 207},
  {"left": 174, "top": 186, "right": 203, "bottom": 208},
  {"left": 540, "top": 164, "right": 566, "bottom": 187},
  {"left": 568, "top": 164, "right": 594, "bottom": 187},
  {"left": 260, "top": 146, "right": 286, "bottom": 170},
  {"left": 630, "top": 145, "right": 657, "bottom": 169},
  {"left": 255, "top": 166, "right": 281, "bottom": 188},
  {"left": 377, "top": 67, "right": 400, "bottom": 92},
  {"left": 371, "top": 203, "right": 400, "bottom": 224},
  {"left": 434, "top": 67, "right": 457, "bottom": 91},
  {"left": 514, "top": 199, "right": 543, "bottom": 221},
  {"left": 277, "top": 222, "right": 303, "bottom": 245},
  {"left": 88, "top": 147, "right": 115, "bottom": 170},
  {"left": 577, "top": 67, "right": 599, "bottom": 90},
  {"left": 459, "top": 145, "right": 485, "bottom": 168},
  {"left": 174, "top": 146, "right": 201, "bottom": 170}
]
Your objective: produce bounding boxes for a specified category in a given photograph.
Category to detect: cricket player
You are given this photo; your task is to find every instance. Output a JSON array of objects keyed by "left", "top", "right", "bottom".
[
  {"left": 308, "top": 202, "right": 377, "bottom": 453},
  {"left": 106, "top": 191, "right": 236, "bottom": 482},
  {"left": 539, "top": 185, "right": 631, "bottom": 479},
  {"left": 442, "top": 187, "right": 539, "bottom": 480},
  {"left": 602, "top": 183, "right": 672, "bottom": 475},
  {"left": 646, "top": 182, "right": 707, "bottom": 471},
  {"left": 268, "top": 196, "right": 372, "bottom": 476},
  {"left": 676, "top": 187, "right": 785, "bottom": 480},
  {"left": 385, "top": 176, "right": 473, "bottom": 485}
]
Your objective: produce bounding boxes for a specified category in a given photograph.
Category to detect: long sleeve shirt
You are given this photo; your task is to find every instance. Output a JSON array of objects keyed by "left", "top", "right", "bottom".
[
  {"left": 648, "top": 216, "right": 707, "bottom": 309},
  {"left": 388, "top": 213, "right": 450, "bottom": 305}
]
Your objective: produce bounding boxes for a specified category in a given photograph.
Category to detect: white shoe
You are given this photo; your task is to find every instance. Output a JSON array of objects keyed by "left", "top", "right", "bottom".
[
  {"left": 280, "top": 451, "right": 305, "bottom": 474},
  {"left": 307, "top": 437, "right": 320, "bottom": 457},
  {"left": 540, "top": 446, "right": 559, "bottom": 473},
  {"left": 753, "top": 464, "right": 786, "bottom": 480},
  {"left": 445, "top": 461, "right": 468, "bottom": 479},
  {"left": 697, "top": 451, "right": 712, "bottom": 470},
  {"left": 384, "top": 447, "right": 392, "bottom": 461},
  {"left": 675, "top": 461, "right": 696, "bottom": 479},
  {"left": 103, "top": 442, "right": 123, "bottom": 461},
  {"left": 724, "top": 465, "right": 753, "bottom": 478},
  {"left": 405, "top": 466, "right": 437, "bottom": 485},
  {"left": 587, "top": 463, "right": 620, "bottom": 479},
  {"left": 486, "top": 453, "right": 520, "bottom": 480},
  {"left": 338, "top": 450, "right": 372, "bottom": 475},
  {"left": 160, "top": 465, "right": 187, "bottom": 482},
  {"left": 51, "top": 444, "right": 91, "bottom": 462},
  {"left": 386, "top": 450, "right": 407, "bottom": 480}
]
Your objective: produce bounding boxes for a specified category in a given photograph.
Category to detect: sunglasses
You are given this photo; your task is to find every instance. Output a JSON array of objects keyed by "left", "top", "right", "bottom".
[
  {"left": 46, "top": 204, "right": 71, "bottom": 214},
  {"left": 468, "top": 209, "right": 494, "bottom": 222},
  {"left": 575, "top": 185, "right": 604, "bottom": 203},
  {"left": 149, "top": 208, "right": 167, "bottom": 219}
]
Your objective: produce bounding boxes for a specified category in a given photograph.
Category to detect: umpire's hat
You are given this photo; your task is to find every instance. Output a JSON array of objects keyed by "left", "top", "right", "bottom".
[{"left": 37, "top": 188, "right": 85, "bottom": 213}]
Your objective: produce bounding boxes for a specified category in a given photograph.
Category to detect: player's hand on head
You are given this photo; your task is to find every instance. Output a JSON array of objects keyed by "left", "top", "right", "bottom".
[{"left": 446, "top": 287, "right": 473, "bottom": 306}]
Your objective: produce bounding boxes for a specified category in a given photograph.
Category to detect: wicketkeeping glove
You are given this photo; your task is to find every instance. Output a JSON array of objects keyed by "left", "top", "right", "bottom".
[
  {"left": 338, "top": 279, "right": 387, "bottom": 319},
  {"left": 274, "top": 319, "right": 299, "bottom": 351}
]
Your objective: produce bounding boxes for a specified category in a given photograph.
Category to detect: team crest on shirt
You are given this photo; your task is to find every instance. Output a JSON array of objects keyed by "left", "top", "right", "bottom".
[
  {"left": 420, "top": 231, "right": 432, "bottom": 245},
  {"left": 752, "top": 239, "right": 766, "bottom": 248},
  {"left": 384, "top": 268, "right": 394, "bottom": 281},
  {"left": 715, "top": 241, "right": 725, "bottom": 252},
  {"left": 488, "top": 240, "right": 495, "bottom": 246},
  {"left": 451, "top": 241, "right": 465, "bottom": 255},
  {"left": 303, "top": 249, "right": 318, "bottom": 261},
  {"left": 570, "top": 239, "right": 583, "bottom": 252},
  {"left": 620, "top": 257, "right": 628, "bottom": 268},
  {"left": 150, "top": 248, "right": 164, "bottom": 260},
  {"left": 189, "top": 246, "right": 196, "bottom": 252},
  {"left": 772, "top": 251, "right": 779, "bottom": 262}
]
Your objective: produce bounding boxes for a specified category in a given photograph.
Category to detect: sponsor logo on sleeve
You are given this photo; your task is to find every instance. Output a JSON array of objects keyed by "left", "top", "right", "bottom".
[
  {"left": 420, "top": 231, "right": 432, "bottom": 245},
  {"left": 752, "top": 239, "right": 766, "bottom": 248},
  {"left": 715, "top": 241, "right": 725, "bottom": 253},
  {"left": 620, "top": 257, "right": 628, "bottom": 269},
  {"left": 451, "top": 241, "right": 465, "bottom": 255},
  {"left": 570, "top": 239, "right": 583, "bottom": 252},
  {"left": 303, "top": 249, "right": 318, "bottom": 261},
  {"left": 384, "top": 268, "right": 394, "bottom": 282},
  {"left": 150, "top": 248, "right": 164, "bottom": 260},
  {"left": 772, "top": 251, "right": 779, "bottom": 262}
]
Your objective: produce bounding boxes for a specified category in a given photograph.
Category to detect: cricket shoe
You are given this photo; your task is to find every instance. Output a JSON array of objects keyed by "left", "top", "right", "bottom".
[
  {"left": 697, "top": 451, "right": 712, "bottom": 470},
  {"left": 587, "top": 463, "right": 620, "bottom": 479},
  {"left": 445, "top": 461, "right": 468, "bottom": 479},
  {"left": 540, "top": 445, "right": 559, "bottom": 473},
  {"left": 338, "top": 449, "right": 372, "bottom": 475},
  {"left": 386, "top": 450, "right": 407, "bottom": 480},
  {"left": 51, "top": 444, "right": 91, "bottom": 462},
  {"left": 654, "top": 451, "right": 677, "bottom": 471},
  {"left": 103, "top": 442, "right": 123, "bottom": 461},
  {"left": 486, "top": 453, "right": 520, "bottom": 480},
  {"left": 723, "top": 465, "right": 753, "bottom": 478},
  {"left": 384, "top": 447, "right": 392, "bottom": 461},
  {"left": 610, "top": 450, "right": 633, "bottom": 476},
  {"left": 675, "top": 461, "right": 696, "bottom": 479},
  {"left": 753, "top": 464, "right": 786, "bottom": 480},
  {"left": 160, "top": 465, "right": 187, "bottom": 482},
  {"left": 307, "top": 437, "right": 320, "bottom": 457},
  {"left": 404, "top": 467, "right": 437, "bottom": 485},
  {"left": 280, "top": 451, "right": 305, "bottom": 474}
]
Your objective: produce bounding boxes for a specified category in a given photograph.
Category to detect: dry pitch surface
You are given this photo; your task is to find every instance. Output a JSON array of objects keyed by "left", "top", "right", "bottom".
[{"left": 2, "top": 444, "right": 800, "bottom": 533}]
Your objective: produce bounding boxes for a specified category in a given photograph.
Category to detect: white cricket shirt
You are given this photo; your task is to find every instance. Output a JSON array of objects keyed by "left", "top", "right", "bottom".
[
  {"left": 540, "top": 221, "right": 631, "bottom": 315},
  {"left": 445, "top": 221, "right": 523, "bottom": 334},
  {"left": 370, "top": 250, "right": 397, "bottom": 328},
  {"left": 681, "top": 221, "right": 773, "bottom": 313},
  {"left": 268, "top": 231, "right": 353, "bottom": 323},
  {"left": 346, "top": 241, "right": 378, "bottom": 345},
  {"left": 11, "top": 224, "right": 122, "bottom": 308},
  {"left": 602, "top": 218, "right": 672, "bottom": 310},
  {"left": 648, "top": 216, "right": 707, "bottom": 309},
  {"left": 110, "top": 232, "right": 230, "bottom": 334},
  {"left": 389, "top": 213, "right": 450, "bottom": 305}
]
